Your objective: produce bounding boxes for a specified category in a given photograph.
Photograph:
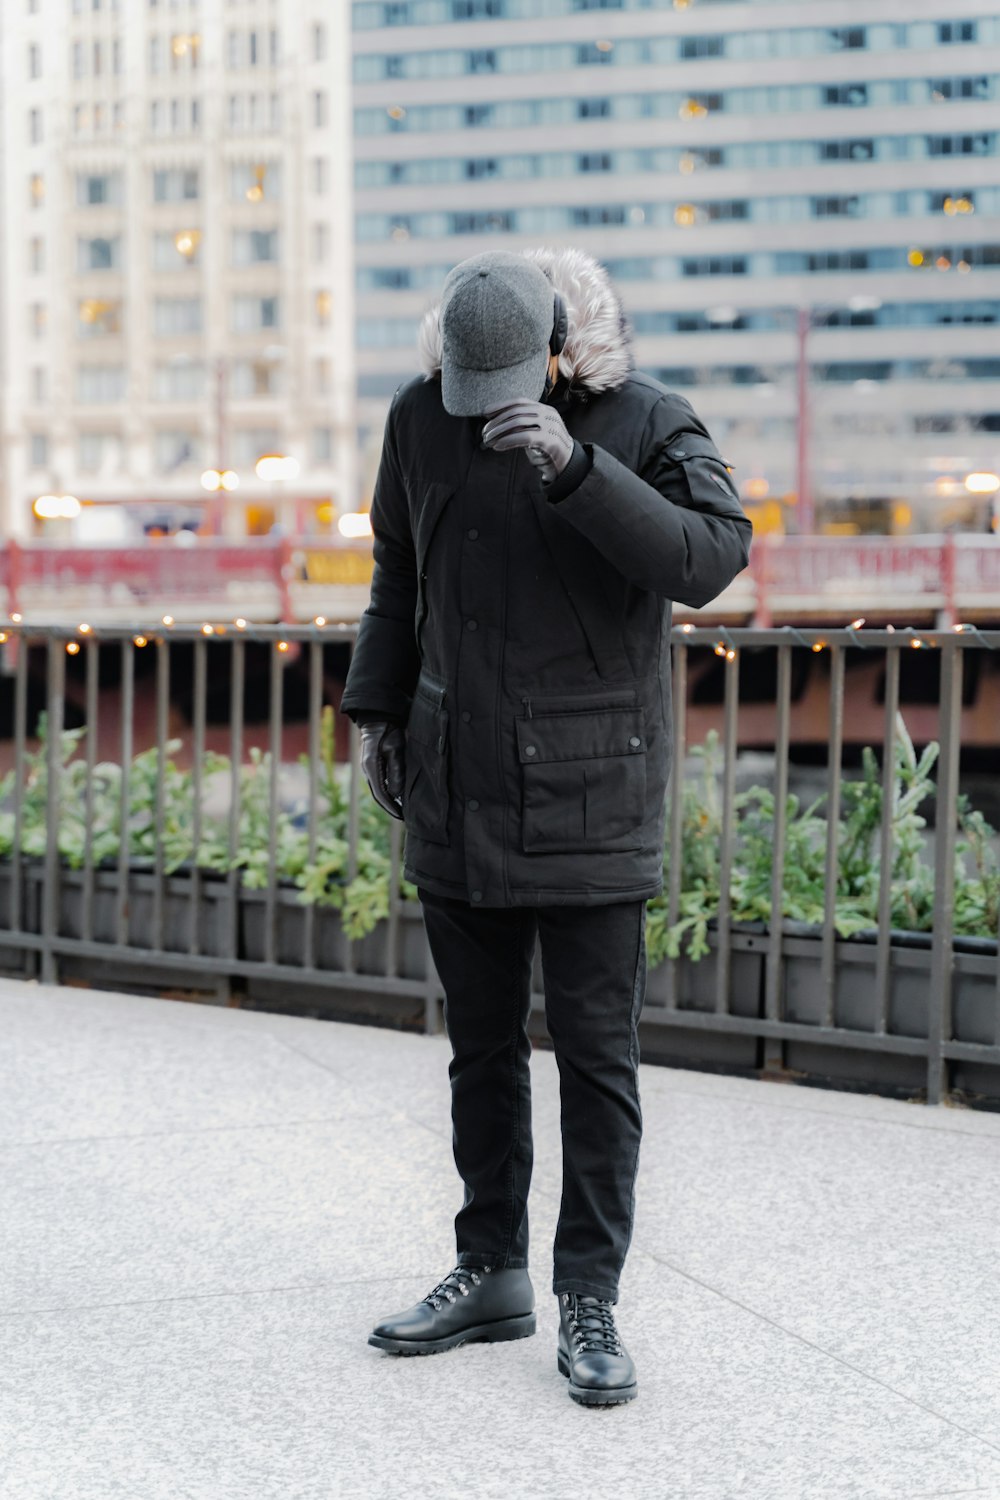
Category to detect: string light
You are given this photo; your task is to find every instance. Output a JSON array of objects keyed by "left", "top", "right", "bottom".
[
  {"left": 133, "top": 635, "right": 148, "bottom": 648},
  {"left": 849, "top": 617, "right": 865, "bottom": 629},
  {"left": 234, "top": 617, "right": 247, "bottom": 630},
  {"left": 681, "top": 623, "right": 694, "bottom": 633},
  {"left": 201, "top": 624, "right": 214, "bottom": 636},
  {"left": 10, "top": 613, "right": 22, "bottom": 623},
  {"left": 66, "top": 641, "right": 80, "bottom": 656},
  {"left": 725, "top": 648, "right": 736, "bottom": 661},
  {"left": 78, "top": 623, "right": 92, "bottom": 635},
  {"left": 714, "top": 642, "right": 727, "bottom": 657},
  {"left": 313, "top": 615, "right": 327, "bottom": 627},
  {"left": 162, "top": 615, "right": 174, "bottom": 626},
  {"left": 277, "top": 640, "right": 290, "bottom": 654}
]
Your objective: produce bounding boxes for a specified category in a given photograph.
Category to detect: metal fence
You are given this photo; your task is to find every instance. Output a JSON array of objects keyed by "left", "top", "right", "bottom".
[{"left": 0, "top": 621, "right": 997, "bottom": 1108}]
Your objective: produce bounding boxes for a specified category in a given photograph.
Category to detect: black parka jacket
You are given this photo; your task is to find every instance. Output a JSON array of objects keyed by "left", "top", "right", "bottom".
[{"left": 340, "top": 247, "right": 752, "bottom": 908}]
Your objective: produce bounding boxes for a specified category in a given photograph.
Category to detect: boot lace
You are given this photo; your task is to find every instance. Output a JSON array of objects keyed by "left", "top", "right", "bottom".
[
  {"left": 566, "top": 1295, "right": 623, "bottom": 1356},
  {"left": 422, "top": 1264, "right": 492, "bottom": 1312}
]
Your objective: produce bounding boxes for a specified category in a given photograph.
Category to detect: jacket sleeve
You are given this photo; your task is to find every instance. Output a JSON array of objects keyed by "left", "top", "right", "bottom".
[
  {"left": 339, "top": 391, "right": 421, "bottom": 725},
  {"left": 546, "top": 393, "right": 752, "bottom": 609}
]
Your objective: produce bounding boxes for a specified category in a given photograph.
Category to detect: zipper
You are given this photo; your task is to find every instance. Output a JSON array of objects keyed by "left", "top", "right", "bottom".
[{"left": 521, "top": 695, "right": 533, "bottom": 719}]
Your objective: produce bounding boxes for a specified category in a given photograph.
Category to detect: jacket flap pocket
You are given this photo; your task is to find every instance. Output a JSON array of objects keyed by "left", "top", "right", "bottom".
[
  {"left": 406, "top": 689, "right": 448, "bottom": 751},
  {"left": 516, "top": 706, "right": 645, "bottom": 765}
]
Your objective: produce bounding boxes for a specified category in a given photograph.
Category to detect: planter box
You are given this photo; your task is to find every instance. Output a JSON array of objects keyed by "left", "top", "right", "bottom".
[
  {"left": 24, "top": 866, "right": 235, "bottom": 958},
  {"left": 0, "top": 863, "right": 38, "bottom": 974},
  {"left": 240, "top": 886, "right": 428, "bottom": 979},
  {"left": 781, "top": 930, "right": 999, "bottom": 1098}
]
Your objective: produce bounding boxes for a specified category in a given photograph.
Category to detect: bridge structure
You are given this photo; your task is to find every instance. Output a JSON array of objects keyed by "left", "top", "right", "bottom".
[{"left": 1, "top": 533, "right": 999, "bottom": 628}]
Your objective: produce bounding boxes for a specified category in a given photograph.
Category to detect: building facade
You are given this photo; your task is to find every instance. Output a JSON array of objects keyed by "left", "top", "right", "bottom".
[
  {"left": 0, "top": 0, "right": 355, "bottom": 540},
  {"left": 351, "top": 0, "right": 1000, "bottom": 532}
]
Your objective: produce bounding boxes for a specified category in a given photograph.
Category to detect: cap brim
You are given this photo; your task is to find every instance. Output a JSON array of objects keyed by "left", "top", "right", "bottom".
[{"left": 440, "top": 344, "right": 550, "bottom": 417}]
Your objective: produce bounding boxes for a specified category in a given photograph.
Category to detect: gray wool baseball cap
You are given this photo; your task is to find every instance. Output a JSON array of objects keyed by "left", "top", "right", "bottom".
[{"left": 438, "top": 250, "right": 555, "bottom": 417}]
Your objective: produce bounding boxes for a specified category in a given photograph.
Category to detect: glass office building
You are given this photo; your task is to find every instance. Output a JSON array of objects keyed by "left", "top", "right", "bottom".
[{"left": 352, "top": 0, "right": 1000, "bottom": 531}]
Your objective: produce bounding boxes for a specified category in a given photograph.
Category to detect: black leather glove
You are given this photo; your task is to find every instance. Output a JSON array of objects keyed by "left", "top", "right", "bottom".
[
  {"left": 359, "top": 720, "right": 406, "bottom": 821},
  {"left": 481, "top": 399, "right": 574, "bottom": 484}
]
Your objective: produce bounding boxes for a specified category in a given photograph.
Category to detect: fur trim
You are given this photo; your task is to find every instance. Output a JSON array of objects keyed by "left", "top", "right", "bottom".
[{"left": 416, "top": 245, "right": 633, "bottom": 398}]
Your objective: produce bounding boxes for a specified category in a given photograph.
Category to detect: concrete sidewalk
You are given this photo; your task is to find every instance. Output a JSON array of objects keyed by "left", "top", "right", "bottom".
[{"left": 1, "top": 980, "right": 999, "bottom": 1500}]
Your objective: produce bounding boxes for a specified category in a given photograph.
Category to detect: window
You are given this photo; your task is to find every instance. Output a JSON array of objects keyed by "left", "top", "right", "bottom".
[
  {"left": 155, "top": 430, "right": 199, "bottom": 472},
  {"left": 77, "top": 365, "right": 126, "bottom": 403},
  {"left": 680, "top": 36, "right": 723, "bottom": 59},
  {"left": 27, "top": 107, "right": 44, "bottom": 145},
  {"left": 681, "top": 256, "right": 747, "bottom": 277},
  {"left": 314, "top": 289, "right": 331, "bottom": 327},
  {"left": 938, "top": 21, "right": 977, "bottom": 44},
  {"left": 230, "top": 161, "right": 281, "bottom": 201},
  {"left": 824, "top": 83, "right": 867, "bottom": 106},
  {"left": 313, "top": 358, "right": 332, "bottom": 395},
  {"left": 312, "top": 90, "right": 328, "bottom": 127},
  {"left": 152, "top": 231, "right": 201, "bottom": 270},
  {"left": 232, "top": 228, "right": 279, "bottom": 265},
  {"left": 230, "top": 358, "right": 283, "bottom": 398},
  {"left": 577, "top": 98, "right": 610, "bottom": 119},
  {"left": 311, "top": 158, "right": 328, "bottom": 194},
  {"left": 232, "top": 294, "right": 280, "bottom": 332},
  {"left": 30, "top": 302, "right": 46, "bottom": 338},
  {"left": 312, "top": 23, "right": 327, "bottom": 62},
  {"left": 230, "top": 427, "right": 280, "bottom": 467},
  {"left": 152, "top": 361, "right": 204, "bottom": 401},
  {"left": 77, "top": 298, "right": 121, "bottom": 337},
  {"left": 31, "top": 368, "right": 47, "bottom": 403},
  {"left": 29, "top": 433, "right": 48, "bottom": 468},
  {"left": 78, "top": 432, "right": 124, "bottom": 474},
  {"left": 929, "top": 76, "right": 991, "bottom": 100},
  {"left": 28, "top": 42, "right": 41, "bottom": 78},
  {"left": 29, "top": 237, "right": 44, "bottom": 274},
  {"left": 29, "top": 173, "right": 44, "bottom": 207},
  {"left": 819, "top": 139, "right": 874, "bottom": 161},
  {"left": 311, "top": 223, "right": 329, "bottom": 263},
  {"left": 579, "top": 152, "right": 612, "bottom": 173},
  {"left": 153, "top": 297, "right": 202, "bottom": 336},
  {"left": 828, "top": 27, "right": 866, "bottom": 49},
  {"left": 312, "top": 427, "right": 333, "bottom": 465},
  {"left": 152, "top": 168, "right": 199, "bottom": 202},
  {"left": 927, "top": 133, "right": 993, "bottom": 156},
  {"left": 77, "top": 236, "right": 121, "bottom": 271},
  {"left": 77, "top": 172, "right": 121, "bottom": 206},
  {"left": 812, "top": 195, "right": 862, "bottom": 217}
]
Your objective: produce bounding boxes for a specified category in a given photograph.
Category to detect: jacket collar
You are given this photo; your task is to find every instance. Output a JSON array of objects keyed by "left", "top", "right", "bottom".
[{"left": 417, "top": 246, "right": 634, "bottom": 404}]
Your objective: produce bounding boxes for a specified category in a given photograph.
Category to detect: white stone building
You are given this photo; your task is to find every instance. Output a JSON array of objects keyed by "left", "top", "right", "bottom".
[{"left": 0, "top": 0, "right": 355, "bottom": 540}]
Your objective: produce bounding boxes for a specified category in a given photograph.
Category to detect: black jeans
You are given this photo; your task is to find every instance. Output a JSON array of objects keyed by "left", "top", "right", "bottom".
[{"left": 418, "top": 887, "right": 647, "bottom": 1304}]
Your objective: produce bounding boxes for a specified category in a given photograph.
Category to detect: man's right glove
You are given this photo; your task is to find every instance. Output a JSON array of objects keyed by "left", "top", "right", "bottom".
[{"left": 359, "top": 720, "right": 406, "bottom": 821}]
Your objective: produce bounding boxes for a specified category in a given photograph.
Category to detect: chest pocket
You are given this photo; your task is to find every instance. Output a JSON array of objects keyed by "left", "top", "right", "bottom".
[
  {"left": 411, "top": 482, "right": 455, "bottom": 659},
  {"left": 403, "top": 680, "right": 451, "bottom": 846},
  {"left": 515, "top": 706, "right": 646, "bottom": 854}
]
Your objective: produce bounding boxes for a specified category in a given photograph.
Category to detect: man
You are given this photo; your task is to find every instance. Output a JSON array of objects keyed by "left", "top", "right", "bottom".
[{"left": 339, "top": 246, "right": 751, "bottom": 1407}]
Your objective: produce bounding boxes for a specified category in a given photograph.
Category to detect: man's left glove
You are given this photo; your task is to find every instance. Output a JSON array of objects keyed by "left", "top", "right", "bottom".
[
  {"left": 481, "top": 400, "right": 574, "bottom": 484},
  {"left": 359, "top": 720, "right": 406, "bottom": 821}
]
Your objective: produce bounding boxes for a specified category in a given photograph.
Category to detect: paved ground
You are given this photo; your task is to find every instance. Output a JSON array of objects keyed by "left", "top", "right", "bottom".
[{"left": 1, "top": 979, "right": 999, "bottom": 1500}]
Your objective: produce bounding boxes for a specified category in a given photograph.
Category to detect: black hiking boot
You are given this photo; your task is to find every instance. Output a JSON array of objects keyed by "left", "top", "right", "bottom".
[
  {"left": 557, "top": 1292, "right": 638, "bottom": 1406},
  {"left": 369, "top": 1264, "right": 536, "bottom": 1355}
]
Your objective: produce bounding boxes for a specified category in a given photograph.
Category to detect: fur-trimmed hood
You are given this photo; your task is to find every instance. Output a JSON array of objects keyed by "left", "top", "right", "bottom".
[{"left": 416, "top": 245, "right": 634, "bottom": 400}]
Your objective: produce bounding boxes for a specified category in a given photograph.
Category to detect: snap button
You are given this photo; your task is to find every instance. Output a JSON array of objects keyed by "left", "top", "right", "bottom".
[
  {"left": 461, "top": 711, "right": 471, "bottom": 723},
  {"left": 524, "top": 744, "right": 536, "bottom": 756},
  {"left": 467, "top": 799, "right": 479, "bottom": 810},
  {"left": 668, "top": 447, "right": 687, "bottom": 460},
  {"left": 629, "top": 736, "right": 641, "bottom": 748},
  {"left": 466, "top": 619, "right": 478, "bottom": 631},
  {"left": 468, "top": 528, "right": 479, "bottom": 539},
  {"left": 471, "top": 889, "right": 483, "bottom": 902}
]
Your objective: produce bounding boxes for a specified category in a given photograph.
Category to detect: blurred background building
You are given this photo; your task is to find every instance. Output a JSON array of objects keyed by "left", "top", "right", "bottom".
[
  {"left": 352, "top": 0, "right": 1000, "bottom": 535},
  {"left": 0, "top": 0, "right": 997, "bottom": 551},
  {"left": 0, "top": 0, "right": 355, "bottom": 541}
]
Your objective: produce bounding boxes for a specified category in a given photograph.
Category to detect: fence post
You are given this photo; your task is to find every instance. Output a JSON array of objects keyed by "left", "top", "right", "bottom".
[
  {"left": 927, "top": 638, "right": 962, "bottom": 1105},
  {"left": 40, "top": 636, "right": 65, "bottom": 986}
]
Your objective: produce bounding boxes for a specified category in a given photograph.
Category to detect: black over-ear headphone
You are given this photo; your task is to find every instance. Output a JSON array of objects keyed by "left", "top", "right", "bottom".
[{"left": 550, "top": 292, "right": 568, "bottom": 357}]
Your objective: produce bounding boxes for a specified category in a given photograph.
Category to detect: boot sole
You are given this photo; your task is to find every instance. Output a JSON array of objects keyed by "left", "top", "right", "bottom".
[
  {"left": 557, "top": 1347, "right": 638, "bottom": 1406},
  {"left": 369, "top": 1312, "right": 536, "bottom": 1356}
]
